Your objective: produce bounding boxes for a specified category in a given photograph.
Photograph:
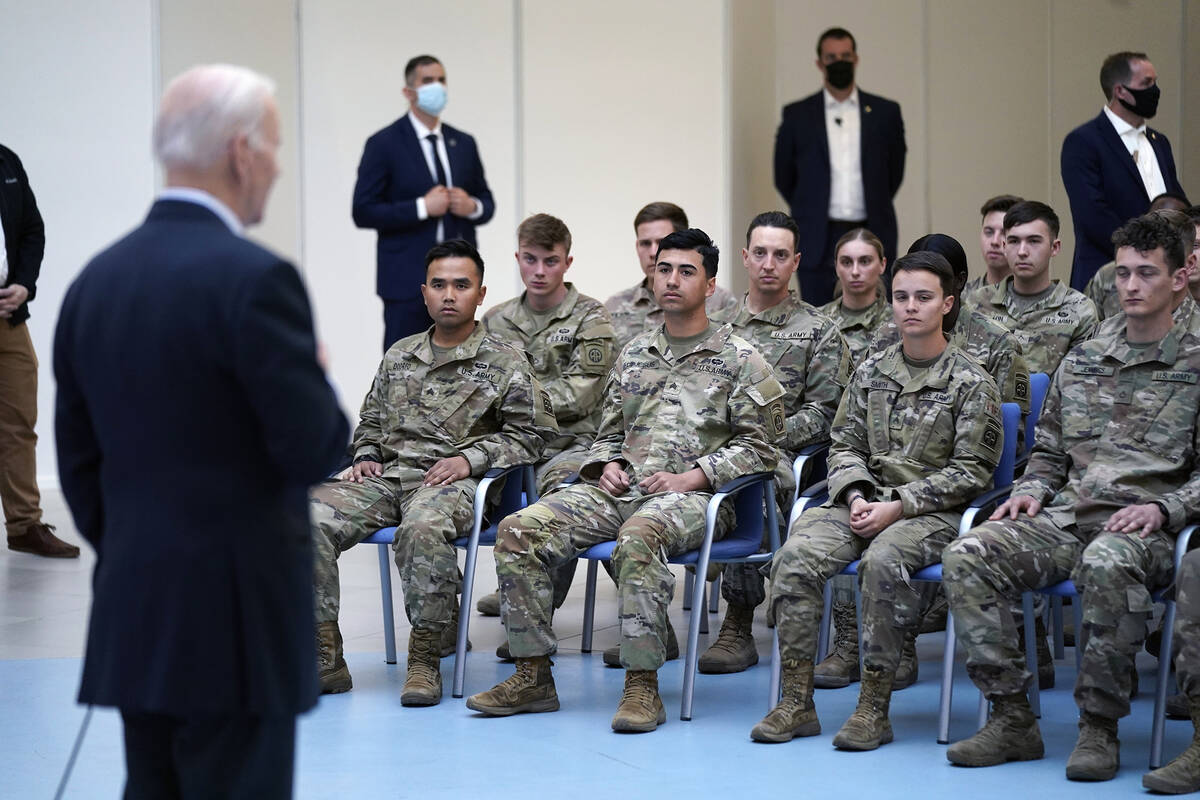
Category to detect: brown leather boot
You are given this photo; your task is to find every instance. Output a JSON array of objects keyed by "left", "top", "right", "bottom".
[
  {"left": 751, "top": 659, "right": 820, "bottom": 743},
  {"left": 401, "top": 628, "right": 442, "bottom": 706},
  {"left": 316, "top": 621, "right": 352, "bottom": 694},
  {"left": 611, "top": 670, "right": 666, "bottom": 733},
  {"left": 438, "top": 602, "right": 471, "bottom": 658},
  {"left": 466, "top": 655, "right": 559, "bottom": 715},
  {"left": 1065, "top": 711, "right": 1120, "bottom": 781}
]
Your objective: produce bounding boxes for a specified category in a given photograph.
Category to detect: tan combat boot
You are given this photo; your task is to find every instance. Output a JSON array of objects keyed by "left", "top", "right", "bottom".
[
  {"left": 750, "top": 659, "right": 821, "bottom": 743},
  {"left": 698, "top": 602, "right": 759, "bottom": 674},
  {"left": 1144, "top": 702, "right": 1200, "bottom": 794},
  {"left": 316, "top": 621, "right": 352, "bottom": 695},
  {"left": 465, "top": 655, "right": 559, "bottom": 715},
  {"left": 893, "top": 632, "right": 919, "bottom": 690},
  {"left": 813, "top": 601, "right": 860, "bottom": 689},
  {"left": 401, "top": 628, "right": 442, "bottom": 706},
  {"left": 611, "top": 670, "right": 666, "bottom": 733},
  {"left": 1065, "top": 711, "right": 1120, "bottom": 781},
  {"left": 438, "top": 601, "right": 471, "bottom": 658},
  {"left": 603, "top": 617, "right": 679, "bottom": 666},
  {"left": 832, "top": 668, "right": 894, "bottom": 750},
  {"left": 946, "top": 693, "right": 1044, "bottom": 766},
  {"left": 476, "top": 590, "right": 501, "bottom": 617}
]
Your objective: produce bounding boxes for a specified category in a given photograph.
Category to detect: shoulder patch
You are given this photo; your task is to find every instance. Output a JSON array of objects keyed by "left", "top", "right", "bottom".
[
  {"left": 541, "top": 389, "right": 555, "bottom": 416},
  {"left": 1014, "top": 371, "right": 1029, "bottom": 400},
  {"left": 981, "top": 419, "right": 1002, "bottom": 451}
]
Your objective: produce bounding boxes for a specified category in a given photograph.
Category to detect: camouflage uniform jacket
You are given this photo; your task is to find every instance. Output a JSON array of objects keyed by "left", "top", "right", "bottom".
[
  {"left": 712, "top": 290, "right": 849, "bottom": 450},
  {"left": 828, "top": 342, "right": 1003, "bottom": 520},
  {"left": 819, "top": 289, "right": 892, "bottom": 369},
  {"left": 973, "top": 276, "right": 1098, "bottom": 375},
  {"left": 868, "top": 304, "right": 1031, "bottom": 415},
  {"left": 1084, "top": 261, "right": 1121, "bottom": 321},
  {"left": 580, "top": 324, "right": 785, "bottom": 490},
  {"left": 351, "top": 324, "right": 558, "bottom": 490},
  {"left": 482, "top": 284, "right": 614, "bottom": 449},
  {"left": 961, "top": 274, "right": 1002, "bottom": 309},
  {"left": 605, "top": 279, "right": 739, "bottom": 352},
  {"left": 1098, "top": 293, "right": 1199, "bottom": 339},
  {"left": 1019, "top": 319, "right": 1200, "bottom": 535}
]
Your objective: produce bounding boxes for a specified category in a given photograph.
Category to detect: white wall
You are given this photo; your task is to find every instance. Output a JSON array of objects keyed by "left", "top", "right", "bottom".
[{"left": 0, "top": 0, "right": 155, "bottom": 488}]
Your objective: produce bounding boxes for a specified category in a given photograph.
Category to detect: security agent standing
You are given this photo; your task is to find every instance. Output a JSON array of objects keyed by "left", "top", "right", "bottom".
[{"left": 774, "top": 27, "right": 906, "bottom": 307}]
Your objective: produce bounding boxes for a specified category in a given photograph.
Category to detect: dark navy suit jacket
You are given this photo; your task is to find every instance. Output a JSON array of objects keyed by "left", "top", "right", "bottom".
[
  {"left": 773, "top": 89, "right": 906, "bottom": 267},
  {"left": 1061, "top": 111, "right": 1185, "bottom": 291},
  {"left": 54, "top": 199, "right": 349, "bottom": 716},
  {"left": 352, "top": 115, "right": 495, "bottom": 301}
]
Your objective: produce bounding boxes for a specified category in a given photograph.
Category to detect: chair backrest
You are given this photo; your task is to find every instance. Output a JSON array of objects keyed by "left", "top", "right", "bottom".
[
  {"left": 1024, "top": 372, "right": 1050, "bottom": 456},
  {"left": 996, "top": 402, "right": 1021, "bottom": 488},
  {"left": 494, "top": 467, "right": 531, "bottom": 520},
  {"left": 725, "top": 479, "right": 769, "bottom": 548}
]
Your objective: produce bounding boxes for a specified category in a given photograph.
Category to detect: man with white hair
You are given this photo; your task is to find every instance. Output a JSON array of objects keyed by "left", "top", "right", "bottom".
[{"left": 54, "top": 64, "right": 348, "bottom": 798}]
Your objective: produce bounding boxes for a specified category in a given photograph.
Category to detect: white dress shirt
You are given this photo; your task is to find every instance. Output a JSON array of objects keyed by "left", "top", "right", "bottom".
[
  {"left": 158, "top": 186, "right": 243, "bottom": 235},
  {"left": 0, "top": 207, "right": 8, "bottom": 285},
  {"left": 824, "top": 88, "right": 866, "bottom": 222},
  {"left": 408, "top": 112, "right": 483, "bottom": 242},
  {"left": 1102, "top": 105, "right": 1167, "bottom": 201}
]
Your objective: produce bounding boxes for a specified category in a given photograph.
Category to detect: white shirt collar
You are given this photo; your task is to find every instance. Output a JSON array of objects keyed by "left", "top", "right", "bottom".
[
  {"left": 408, "top": 110, "right": 442, "bottom": 139},
  {"left": 823, "top": 87, "right": 859, "bottom": 109},
  {"left": 157, "top": 187, "right": 243, "bottom": 235},
  {"left": 1103, "top": 105, "right": 1146, "bottom": 137}
]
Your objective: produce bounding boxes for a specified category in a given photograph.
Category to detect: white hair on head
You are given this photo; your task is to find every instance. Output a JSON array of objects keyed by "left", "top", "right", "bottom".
[{"left": 153, "top": 64, "right": 277, "bottom": 171}]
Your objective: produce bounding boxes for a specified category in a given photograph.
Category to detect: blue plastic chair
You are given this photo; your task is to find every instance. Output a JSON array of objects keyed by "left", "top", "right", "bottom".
[
  {"left": 577, "top": 472, "right": 778, "bottom": 721},
  {"left": 1019, "top": 372, "right": 1050, "bottom": 462},
  {"left": 360, "top": 464, "right": 535, "bottom": 697}
]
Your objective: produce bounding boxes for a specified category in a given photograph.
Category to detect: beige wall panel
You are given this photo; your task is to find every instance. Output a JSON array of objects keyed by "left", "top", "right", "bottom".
[
  {"left": 774, "top": 0, "right": 927, "bottom": 257},
  {"left": 520, "top": 0, "right": 728, "bottom": 303},
  {"left": 729, "top": 0, "right": 779, "bottom": 297},
  {"left": 299, "top": 0, "right": 517, "bottom": 411},
  {"left": 159, "top": 0, "right": 302, "bottom": 262},
  {"left": 926, "top": 0, "right": 1049, "bottom": 279},
  {"left": 1183, "top": 0, "right": 1199, "bottom": 196},
  {"left": 1050, "top": 0, "right": 1184, "bottom": 281}
]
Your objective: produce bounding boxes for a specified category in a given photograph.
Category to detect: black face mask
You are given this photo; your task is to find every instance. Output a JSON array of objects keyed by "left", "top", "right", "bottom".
[
  {"left": 825, "top": 60, "right": 855, "bottom": 90},
  {"left": 1118, "top": 82, "right": 1160, "bottom": 119}
]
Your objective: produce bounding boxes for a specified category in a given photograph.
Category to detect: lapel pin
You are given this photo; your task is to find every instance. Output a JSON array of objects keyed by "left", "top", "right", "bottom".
[
  {"left": 865, "top": 105, "right": 872, "bottom": 113},
  {"left": 449, "top": 137, "right": 457, "bottom": 147}
]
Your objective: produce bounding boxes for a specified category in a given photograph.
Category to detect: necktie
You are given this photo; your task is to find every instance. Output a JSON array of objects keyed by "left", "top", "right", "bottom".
[{"left": 425, "top": 133, "right": 448, "bottom": 187}]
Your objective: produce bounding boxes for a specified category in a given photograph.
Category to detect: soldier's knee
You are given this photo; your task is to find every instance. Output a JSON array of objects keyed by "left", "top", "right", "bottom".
[
  {"left": 494, "top": 504, "right": 557, "bottom": 557},
  {"left": 612, "top": 521, "right": 666, "bottom": 577},
  {"left": 942, "top": 536, "right": 986, "bottom": 582},
  {"left": 858, "top": 541, "right": 904, "bottom": 581},
  {"left": 1077, "top": 534, "right": 1137, "bottom": 584}
]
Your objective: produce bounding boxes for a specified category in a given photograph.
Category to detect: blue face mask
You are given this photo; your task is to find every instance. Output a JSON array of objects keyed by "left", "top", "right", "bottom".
[{"left": 415, "top": 83, "right": 447, "bottom": 116}]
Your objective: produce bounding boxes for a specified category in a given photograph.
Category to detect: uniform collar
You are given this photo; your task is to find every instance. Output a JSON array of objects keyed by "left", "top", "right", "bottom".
[
  {"left": 732, "top": 290, "right": 806, "bottom": 326},
  {"left": 648, "top": 321, "right": 732, "bottom": 361},
  {"left": 876, "top": 341, "right": 956, "bottom": 392},
  {"left": 398, "top": 322, "right": 487, "bottom": 365},
  {"left": 1099, "top": 324, "right": 1180, "bottom": 367},
  {"left": 500, "top": 283, "right": 580, "bottom": 332}
]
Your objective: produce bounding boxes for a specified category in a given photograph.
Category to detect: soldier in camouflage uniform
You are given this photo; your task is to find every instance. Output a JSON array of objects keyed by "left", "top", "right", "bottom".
[
  {"left": 753, "top": 251, "right": 1002, "bottom": 749},
  {"left": 818, "top": 233, "right": 1032, "bottom": 692},
  {"left": 474, "top": 214, "right": 615, "bottom": 632},
  {"left": 467, "top": 229, "right": 784, "bottom": 732},
  {"left": 972, "top": 201, "right": 1098, "bottom": 375},
  {"left": 961, "top": 194, "right": 1023, "bottom": 310},
  {"left": 943, "top": 214, "right": 1200, "bottom": 782},
  {"left": 309, "top": 240, "right": 556, "bottom": 704},
  {"left": 819, "top": 227, "right": 891, "bottom": 366},
  {"left": 1084, "top": 194, "right": 1193, "bottom": 321},
  {"left": 606, "top": 202, "right": 738, "bottom": 351},
  {"left": 696, "top": 211, "right": 849, "bottom": 676}
]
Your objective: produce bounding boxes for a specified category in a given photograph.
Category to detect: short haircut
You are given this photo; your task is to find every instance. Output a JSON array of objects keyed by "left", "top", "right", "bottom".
[
  {"left": 1100, "top": 51, "right": 1148, "bottom": 100},
  {"left": 1003, "top": 200, "right": 1060, "bottom": 239},
  {"left": 404, "top": 55, "right": 442, "bottom": 86},
  {"left": 425, "top": 238, "right": 484, "bottom": 280},
  {"left": 154, "top": 64, "right": 276, "bottom": 171},
  {"left": 980, "top": 194, "right": 1024, "bottom": 219},
  {"left": 892, "top": 251, "right": 955, "bottom": 298},
  {"left": 745, "top": 211, "right": 800, "bottom": 253},
  {"left": 908, "top": 233, "right": 968, "bottom": 279},
  {"left": 1150, "top": 192, "right": 1191, "bottom": 212},
  {"left": 833, "top": 227, "right": 884, "bottom": 262},
  {"left": 816, "top": 27, "right": 856, "bottom": 56},
  {"left": 656, "top": 228, "right": 719, "bottom": 278},
  {"left": 517, "top": 213, "right": 572, "bottom": 254},
  {"left": 1111, "top": 213, "right": 1186, "bottom": 273},
  {"left": 633, "top": 202, "right": 688, "bottom": 232},
  {"left": 1186, "top": 205, "right": 1200, "bottom": 226},
  {"left": 1151, "top": 209, "right": 1196, "bottom": 260}
]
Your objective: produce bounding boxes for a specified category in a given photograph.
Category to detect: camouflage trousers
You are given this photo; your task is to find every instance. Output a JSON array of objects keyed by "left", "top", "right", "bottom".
[
  {"left": 1073, "top": 528, "right": 1173, "bottom": 719},
  {"left": 531, "top": 444, "right": 590, "bottom": 608},
  {"left": 310, "top": 475, "right": 476, "bottom": 631},
  {"left": 769, "top": 504, "right": 955, "bottom": 672},
  {"left": 943, "top": 513, "right": 1083, "bottom": 699},
  {"left": 1175, "top": 549, "right": 1200, "bottom": 702},
  {"left": 496, "top": 483, "right": 731, "bottom": 671}
]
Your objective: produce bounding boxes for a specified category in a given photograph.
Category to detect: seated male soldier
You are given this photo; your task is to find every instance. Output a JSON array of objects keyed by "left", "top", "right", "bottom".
[
  {"left": 309, "top": 240, "right": 556, "bottom": 703},
  {"left": 467, "top": 228, "right": 784, "bottom": 732},
  {"left": 753, "top": 251, "right": 1002, "bottom": 749},
  {"left": 477, "top": 213, "right": 615, "bottom": 653},
  {"left": 942, "top": 213, "right": 1200, "bottom": 781}
]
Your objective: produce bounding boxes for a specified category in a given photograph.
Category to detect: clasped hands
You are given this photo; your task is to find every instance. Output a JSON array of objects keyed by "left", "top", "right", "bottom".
[
  {"left": 424, "top": 185, "right": 477, "bottom": 218},
  {"left": 346, "top": 455, "right": 470, "bottom": 487},
  {"left": 598, "top": 461, "right": 709, "bottom": 497}
]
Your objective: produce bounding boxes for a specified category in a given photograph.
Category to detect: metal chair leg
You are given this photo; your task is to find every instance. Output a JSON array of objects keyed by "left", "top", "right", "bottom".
[
  {"left": 709, "top": 574, "right": 721, "bottom": 613},
  {"left": 937, "top": 611, "right": 957, "bottom": 744},
  {"left": 581, "top": 560, "right": 598, "bottom": 653},
  {"left": 1150, "top": 601, "right": 1177, "bottom": 769},
  {"left": 817, "top": 580, "right": 833, "bottom": 663},
  {"left": 1022, "top": 592, "right": 1041, "bottom": 717},
  {"left": 769, "top": 630, "right": 782, "bottom": 710},
  {"left": 1051, "top": 596, "right": 1065, "bottom": 660},
  {"left": 377, "top": 543, "right": 397, "bottom": 664}
]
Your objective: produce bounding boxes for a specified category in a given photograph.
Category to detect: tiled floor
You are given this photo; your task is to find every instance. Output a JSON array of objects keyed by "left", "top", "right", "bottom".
[{"left": 2, "top": 492, "right": 1192, "bottom": 798}]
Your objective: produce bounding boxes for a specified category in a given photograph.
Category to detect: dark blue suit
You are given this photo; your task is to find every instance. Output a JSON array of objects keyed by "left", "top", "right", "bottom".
[
  {"left": 54, "top": 199, "right": 349, "bottom": 798},
  {"left": 352, "top": 114, "right": 494, "bottom": 348},
  {"left": 774, "top": 89, "right": 906, "bottom": 305},
  {"left": 1061, "top": 111, "right": 1186, "bottom": 291}
]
